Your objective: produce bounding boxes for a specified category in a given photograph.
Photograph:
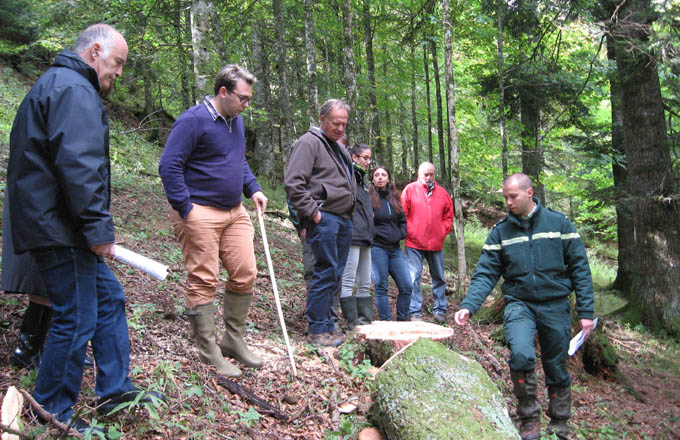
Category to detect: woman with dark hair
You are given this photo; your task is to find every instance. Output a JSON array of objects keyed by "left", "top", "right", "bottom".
[
  {"left": 339, "top": 144, "right": 374, "bottom": 329},
  {"left": 369, "top": 166, "right": 412, "bottom": 321}
]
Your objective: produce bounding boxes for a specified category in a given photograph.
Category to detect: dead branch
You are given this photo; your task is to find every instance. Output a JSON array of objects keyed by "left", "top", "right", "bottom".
[
  {"left": 328, "top": 389, "right": 339, "bottom": 431},
  {"left": 215, "top": 376, "right": 289, "bottom": 423},
  {"left": 0, "top": 422, "right": 32, "bottom": 440},
  {"left": 18, "top": 390, "right": 82, "bottom": 439}
]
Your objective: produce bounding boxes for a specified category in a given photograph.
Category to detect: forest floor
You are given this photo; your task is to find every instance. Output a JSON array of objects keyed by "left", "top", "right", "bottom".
[{"left": 1, "top": 60, "right": 679, "bottom": 440}]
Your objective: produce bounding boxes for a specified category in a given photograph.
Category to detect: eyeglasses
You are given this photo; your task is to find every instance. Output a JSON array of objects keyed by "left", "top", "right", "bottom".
[
  {"left": 229, "top": 90, "right": 251, "bottom": 104},
  {"left": 357, "top": 155, "right": 372, "bottom": 162}
]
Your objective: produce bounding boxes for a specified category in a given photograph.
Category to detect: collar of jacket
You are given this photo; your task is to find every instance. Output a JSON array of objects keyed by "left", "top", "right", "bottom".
[
  {"left": 507, "top": 197, "right": 542, "bottom": 228},
  {"left": 308, "top": 127, "right": 352, "bottom": 179},
  {"left": 52, "top": 50, "right": 101, "bottom": 92}
]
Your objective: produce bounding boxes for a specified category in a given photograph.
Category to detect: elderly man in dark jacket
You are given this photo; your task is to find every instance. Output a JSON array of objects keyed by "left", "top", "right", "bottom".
[
  {"left": 8, "top": 23, "right": 164, "bottom": 434},
  {"left": 454, "top": 173, "right": 594, "bottom": 440},
  {"left": 284, "top": 99, "right": 355, "bottom": 347}
]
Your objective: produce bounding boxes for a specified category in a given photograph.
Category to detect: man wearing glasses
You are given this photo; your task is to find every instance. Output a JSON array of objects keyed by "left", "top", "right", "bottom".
[{"left": 159, "top": 64, "right": 267, "bottom": 378}]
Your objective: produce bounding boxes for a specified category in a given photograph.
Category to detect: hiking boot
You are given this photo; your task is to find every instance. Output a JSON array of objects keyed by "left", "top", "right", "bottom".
[
  {"left": 433, "top": 312, "right": 446, "bottom": 323},
  {"left": 547, "top": 386, "right": 571, "bottom": 439},
  {"left": 511, "top": 370, "right": 541, "bottom": 440},
  {"left": 409, "top": 314, "right": 423, "bottom": 321},
  {"left": 306, "top": 331, "right": 345, "bottom": 347},
  {"left": 219, "top": 292, "right": 262, "bottom": 368}
]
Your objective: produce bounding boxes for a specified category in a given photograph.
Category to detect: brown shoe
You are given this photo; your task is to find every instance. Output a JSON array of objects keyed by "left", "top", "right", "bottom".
[
  {"left": 306, "top": 332, "right": 345, "bottom": 347},
  {"left": 519, "top": 419, "right": 540, "bottom": 440}
]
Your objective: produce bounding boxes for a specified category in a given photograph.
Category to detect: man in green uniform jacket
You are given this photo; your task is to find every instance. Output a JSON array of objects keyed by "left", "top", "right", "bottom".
[{"left": 454, "top": 173, "right": 595, "bottom": 440}]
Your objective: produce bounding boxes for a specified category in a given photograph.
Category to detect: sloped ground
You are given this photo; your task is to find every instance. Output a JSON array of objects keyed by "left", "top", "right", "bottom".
[{"left": 1, "top": 61, "right": 679, "bottom": 440}]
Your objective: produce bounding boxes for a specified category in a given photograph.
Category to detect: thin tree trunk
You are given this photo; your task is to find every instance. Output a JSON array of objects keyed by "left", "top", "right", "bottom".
[
  {"left": 184, "top": 6, "right": 196, "bottom": 104},
  {"left": 520, "top": 85, "right": 544, "bottom": 203},
  {"left": 410, "top": 43, "right": 419, "bottom": 178},
  {"left": 175, "top": 0, "right": 192, "bottom": 110},
  {"left": 251, "top": 22, "right": 275, "bottom": 179},
  {"left": 443, "top": 0, "right": 466, "bottom": 294},
  {"left": 342, "top": 0, "right": 358, "bottom": 136},
  {"left": 273, "top": 0, "right": 292, "bottom": 173},
  {"left": 611, "top": 0, "right": 680, "bottom": 337},
  {"left": 400, "top": 102, "right": 408, "bottom": 180},
  {"left": 424, "top": 45, "right": 433, "bottom": 164},
  {"left": 304, "top": 0, "right": 319, "bottom": 127},
  {"left": 190, "top": 0, "right": 218, "bottom": 98},
  {"left": 496, "top": 0, "right": 508, "bottom": 179},
  {"left": 430, "top": 40, "right": 448, "bottom": 185},
  {"left": 363, "top": 0, "right": 382, "bottom": 160}
]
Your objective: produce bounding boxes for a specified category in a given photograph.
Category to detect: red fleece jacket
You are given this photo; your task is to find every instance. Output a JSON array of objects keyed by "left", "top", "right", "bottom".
[{"left": 400, "top": 180, "right": 454, "bottom": 251}]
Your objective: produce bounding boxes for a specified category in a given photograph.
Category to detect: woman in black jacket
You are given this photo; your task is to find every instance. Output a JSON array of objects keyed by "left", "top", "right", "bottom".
[
  {"left": 339, "top": 144, "right": 375, "bottom": 329},
  {"left": 369, "top": 166, "right": 412, "bottom": 321}
]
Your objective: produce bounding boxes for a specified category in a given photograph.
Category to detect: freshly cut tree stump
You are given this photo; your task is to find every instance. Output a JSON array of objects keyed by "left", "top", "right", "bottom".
[
  {"left": 370, "top": 338, "right": 520, "bottom": 440},
  {"left": 355, "top": 321, "right": 454, "bottom": 366}
]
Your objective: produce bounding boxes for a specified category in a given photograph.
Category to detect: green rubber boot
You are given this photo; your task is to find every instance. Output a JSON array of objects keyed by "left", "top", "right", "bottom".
[
  {"left": 187, "top": 303, "right": 241, "bottom": 377},
  {"left": 340, "top": 297, "right": 359, "bottom": 330},
  {"left": 219, "top": 292, "right": 262, "bottom": 368},
  {"left": 355, "top": 296, "right": 374, "bottom": 325}
]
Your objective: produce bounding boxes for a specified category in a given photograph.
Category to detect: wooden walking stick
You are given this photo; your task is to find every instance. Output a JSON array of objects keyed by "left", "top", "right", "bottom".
[{"left": 256, "top": 207, "right": 298, "bottom": 377}]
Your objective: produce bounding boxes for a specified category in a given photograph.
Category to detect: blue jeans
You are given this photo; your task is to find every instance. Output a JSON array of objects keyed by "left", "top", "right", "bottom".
[
  {"left": 371, "top": 245, "right": 412, "bottom": 321},
  {"left": 305, "top": 212, "right": 353, "bottom": 334},
  {"left": 406, "top": 247, "right": 447, "bottom": 316},
  {"left": 31, "top": 247, "right": 134, "bottom": 422}
]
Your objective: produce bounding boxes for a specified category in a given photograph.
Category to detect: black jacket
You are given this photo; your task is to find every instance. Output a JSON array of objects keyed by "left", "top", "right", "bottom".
[
  {"left": 372, "top": 189, "right": 407, "bottom": 249},
  {"left": 350, "top": 165, "right": 374, "bottom": 247},
  {"left": 7, "top": 50, "right": 114, "bottom": 253}
]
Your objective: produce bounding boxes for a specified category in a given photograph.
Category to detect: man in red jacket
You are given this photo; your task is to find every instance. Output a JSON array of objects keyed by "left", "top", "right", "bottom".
[{"left": 401, "top": 162, "right": 454, "bottom": 322}]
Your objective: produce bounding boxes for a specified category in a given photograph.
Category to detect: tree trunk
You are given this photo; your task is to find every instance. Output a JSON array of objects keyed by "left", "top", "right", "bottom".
[
  {"left": 251, "top": 22, "right": 275, "bottom": 179},
  {"left": 611, "top": 0, "right": 680, "bottom": 337},
  {"left": 175, "top": 0, "right": 192, "bottom": 110},
  {"left": 430, "top": 40, "right": 448, "bottom": 185},
  {"left": 382, "top": 49, "right": 394, "bottom": 171},
  {"left": 400, "top": 102, "right": 409, "bottom": 181},
  {"left": 496, "top": 0, "right": 508, "bottom": 179},
  {"left": 304, "top": 0, "right": 319, "bottom": 127},
  {"left": 342, "top": 0, "right": 358, "bottom": 137},
  {"left": 605, "top": 35, "right": 635, "bottom": 294},
  {"left": 273, "top": 0, "right": 293, "bottom": 173},
  {"left": 519, "top": 84, "right": 545, "bottom": 203},
  {"left": 363, "top": 0, "right": 382, "bottom": 161},
  {"left": 443, "top": 0, "right": 466, "bottom": 295},
  {"left": 423, "top": 45, "right": 433, "bottom": 164},
  {"left": 190, "top": 0, "right": 219, "bottom": 98},
  {"left": 410, "top": 43, "right": 419, "bottom": 178}
]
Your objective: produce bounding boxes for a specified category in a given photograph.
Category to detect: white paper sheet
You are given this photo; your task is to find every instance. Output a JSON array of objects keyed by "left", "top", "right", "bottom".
[
  {"left": 568, "top": 317, "right": 598, "bottom": 357},
  {"left": 113, "top": 245, "right": 168, "bottom": 281}
]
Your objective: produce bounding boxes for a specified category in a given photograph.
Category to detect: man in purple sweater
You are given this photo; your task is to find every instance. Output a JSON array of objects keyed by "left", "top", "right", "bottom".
[{"left": 159, "top": 64, "right": 267, "bottom": 378}]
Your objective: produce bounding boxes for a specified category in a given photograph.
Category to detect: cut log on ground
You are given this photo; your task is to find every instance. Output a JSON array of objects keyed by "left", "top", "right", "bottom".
[
  {"left": 355, "top": 321, "right": 454, "bottom": 366},
  {"left": 370, "top": 338, "right": 520, "bottom": 440}
]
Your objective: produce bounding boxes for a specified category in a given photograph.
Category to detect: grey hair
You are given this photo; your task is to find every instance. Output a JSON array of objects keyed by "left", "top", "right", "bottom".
[
  {"left": 73, "top": 23, "right": 119, "bottom": 59},
  {"left": 320, "top": 99, "right": 350, "bottom": 117},
  {"left": 418, "top": 161, "right": 435, "bottom": 175},
  {"left": 214, "top": 64, "right": 257, "bottom": 95}
]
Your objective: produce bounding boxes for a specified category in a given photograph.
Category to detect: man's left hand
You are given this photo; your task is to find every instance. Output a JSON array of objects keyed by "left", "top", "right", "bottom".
[
  {"left": 252, "top": 191, "right": 268, "bottom": 214},
  {"left": 580, "top": 318, "right": 595, "bottom": 339}
]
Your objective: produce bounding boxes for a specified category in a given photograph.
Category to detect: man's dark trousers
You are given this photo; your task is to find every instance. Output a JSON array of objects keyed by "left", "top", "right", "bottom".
[
  {"left": 305, "top": 212, "right": 353, "bottom": 334},
  {"left": 504, "top": 296, "right": 572, "bottom": 387},
  {"left": 31, "top": 247, "right": 134, "bottom": 422}
]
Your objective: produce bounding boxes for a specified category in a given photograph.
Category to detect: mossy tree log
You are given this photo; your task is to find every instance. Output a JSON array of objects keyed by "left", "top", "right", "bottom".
[{"left": 370, "top": 338, "right": 520, "bottom": 440}]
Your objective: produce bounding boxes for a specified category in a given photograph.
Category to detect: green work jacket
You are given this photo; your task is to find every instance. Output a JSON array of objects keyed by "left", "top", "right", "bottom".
[{"left": 460, "top": 198, "right": 594, "bottom": 319}]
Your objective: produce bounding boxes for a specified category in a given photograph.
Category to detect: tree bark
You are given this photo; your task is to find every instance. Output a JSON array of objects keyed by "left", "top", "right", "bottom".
[
  {"left": 606, "top": 34, "right": 635, "bottom": 294},
  {"left": 443, "top": 0, "right": 466, "bottom": 294},
  {"left": 304, "top": 0, "right": 319, "bottom": 127},
  {"left": 342, "top": 0, "right": 358, "bottom": 137},
  {"left": 496, "top": 0, "right": 508, "bottom": 179},
  {"left": 363, "top": 0, "right": 383, "bottom": 161},
  {"left": 175, "top": 0, "right": 192, "bottom": 110},
  {"left": 519, "top": 84, "right": 545, "bottom": 203},
  {"left": 273, "top": 0, "right": 293, "bottom": 173},
  {"left": 410, "top": 43, "right": 419, "bottom": 178},
  {"left": 611, "top": 0, "right": 680, "bottom": 337},
  {"left": 190, "top": 0, "right": 219, "bottom": 98},
  {"left": 423, "top": 45, "right": 433, "bottom": 164},
  {"left": 251, "top": 22, "right": 275, "bottom": 179},
  {"left": 430, "top": 40, "right": 448, "bottom": 185}
]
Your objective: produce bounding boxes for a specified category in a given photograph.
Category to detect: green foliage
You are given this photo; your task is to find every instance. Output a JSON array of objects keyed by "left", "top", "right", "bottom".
[
  {"left": 0, "top": 0, "right": 39, "bottom": 44},
  {"left": 236, "top": 407, "right": 262, "bottom": 427},
  {"left": 324, "top": 414, "right": 368, "bottom": 440},
  {"left": 338, "top": 340, "right": 373, "bottom": 380}
]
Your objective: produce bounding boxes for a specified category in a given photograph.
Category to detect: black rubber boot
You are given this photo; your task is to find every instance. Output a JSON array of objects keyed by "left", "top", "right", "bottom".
[
  {"left": 11, "top": 301, "right": 52, "bottom": 369},
  {"left": 339, "top": 297, "right": 358, "bottom": 330},
  {"left": 547, "top": 386, "right": 571, "bottom": 440},
  {"left": 510, "top": 370, "right": 541, "bottom": 440}
]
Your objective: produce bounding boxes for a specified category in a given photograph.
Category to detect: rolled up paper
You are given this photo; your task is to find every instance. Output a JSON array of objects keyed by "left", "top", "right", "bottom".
[{"left": 113, "top": 245, "right": 168, "bottom": 281}]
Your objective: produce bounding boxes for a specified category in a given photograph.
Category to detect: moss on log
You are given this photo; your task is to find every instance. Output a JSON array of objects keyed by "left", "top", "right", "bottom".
[{"left": 370, "top": 338, "right": 520, "bottom": 440}]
